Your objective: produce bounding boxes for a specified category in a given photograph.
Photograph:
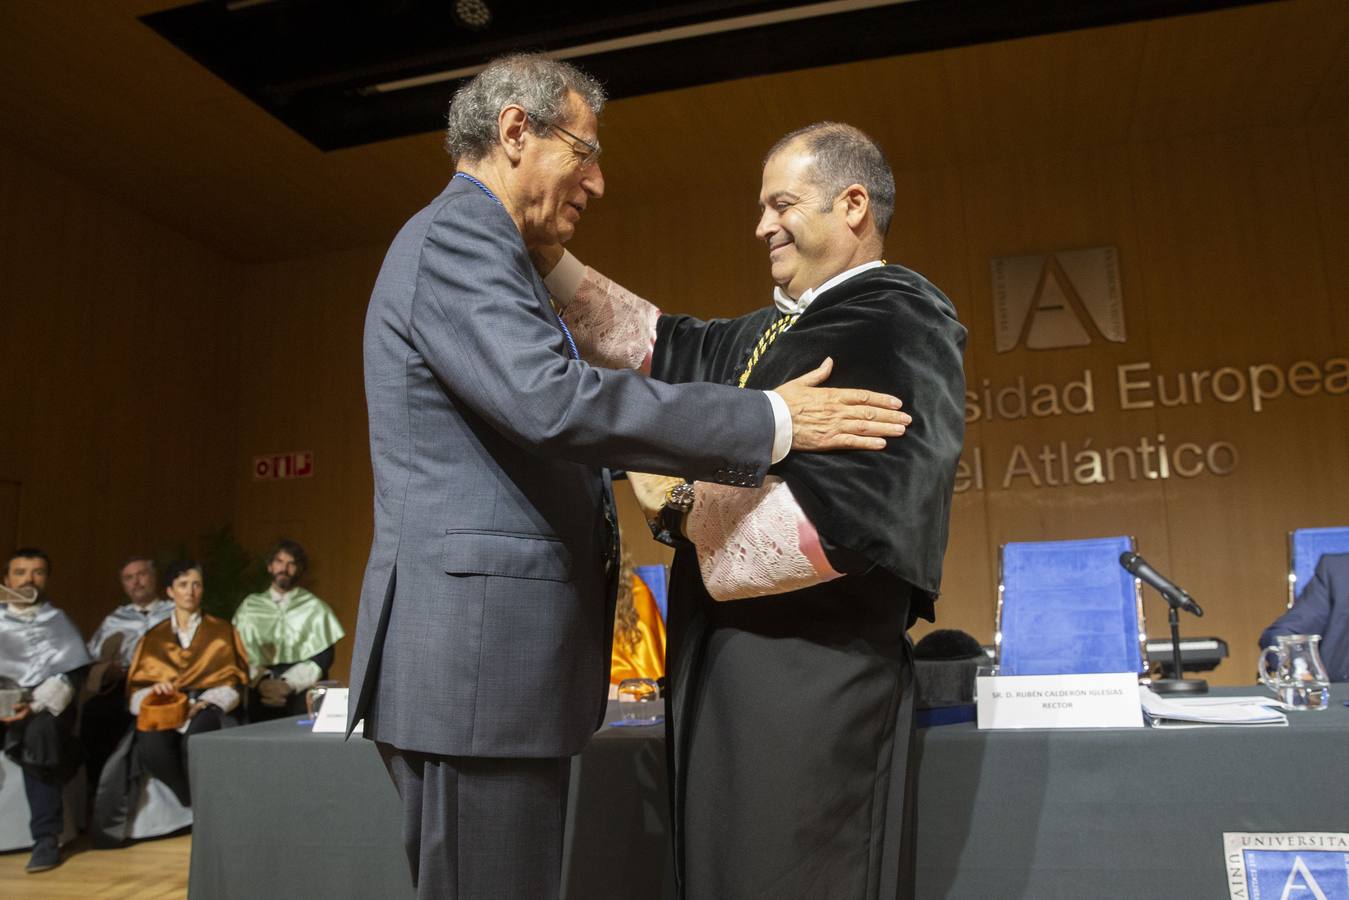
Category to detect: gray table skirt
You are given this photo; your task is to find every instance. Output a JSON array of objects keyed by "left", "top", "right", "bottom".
[
  {"left": 188, "top": 687, "right": 1349, "bottom": 899},
  {"left": 187, "top": 703, "right": 672, "bottom": 900}
]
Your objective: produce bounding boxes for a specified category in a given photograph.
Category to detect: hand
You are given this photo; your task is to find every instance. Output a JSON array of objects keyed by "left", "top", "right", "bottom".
[
  {"left": 188, "top": 700, "right": 210, "bottom": 719},
  {"left": 0, "top": 702, "right": 30, "bottom": 724},
  {"left": 528, "top": 243, "right": 564, "bottom": 278},
  {"left": 258, "top": 677, "right": 291, "bottom": 707},
  {"left": 772, "top": 358, "right": 912, "bottom": 452},
  {"left": 151, "top": 681, "right": 177, "bottom": 695}
]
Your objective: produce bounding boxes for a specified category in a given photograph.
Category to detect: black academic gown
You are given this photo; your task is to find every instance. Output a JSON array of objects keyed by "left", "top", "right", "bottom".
[{"left": 652, "top": 265, "right": 966, "bottom": 900}]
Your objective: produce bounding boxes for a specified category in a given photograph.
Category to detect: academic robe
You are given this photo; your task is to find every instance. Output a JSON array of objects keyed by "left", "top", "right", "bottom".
[
  {"left": 610, "top": 570, "right": 667, "bottom": 684},
  {"left": 0, "top": 601, "right": 91, "bottom": 781},
  {"left": 126, "top": 614, "right": 250, "bottom": 697},
  {"left": 652, "top": 265, "right": 966, "bottom": 900},
  {"left": 92, "top": 614, "right": 249, "bottom": 847},
  {"left": 87, "top": 599, "right": 174, "bottom": 670},
  {"left": 82, "top": 599, "right": 174, "bottom": 788},
  {"left": 0, "top": 602, "right": 92, "bottom": 689},
  {"left": 231, "top": 587, "right": 345, "bottom": 670}
]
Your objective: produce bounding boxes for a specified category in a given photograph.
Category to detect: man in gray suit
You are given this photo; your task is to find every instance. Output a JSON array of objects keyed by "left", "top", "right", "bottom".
[{"left": 349, "top": 53, "right": 911, "bottom": 900}]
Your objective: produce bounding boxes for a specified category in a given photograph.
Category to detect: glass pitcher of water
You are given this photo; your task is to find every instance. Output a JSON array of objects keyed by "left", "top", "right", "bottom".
[{"left": 1258, "top": 634, "right": 1331, "bottom": 710}]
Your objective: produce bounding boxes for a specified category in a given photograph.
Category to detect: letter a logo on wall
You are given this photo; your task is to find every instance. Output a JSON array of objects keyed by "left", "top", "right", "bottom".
[{"left": 991, "top": 246, "right": 1125, "bottom": 352}]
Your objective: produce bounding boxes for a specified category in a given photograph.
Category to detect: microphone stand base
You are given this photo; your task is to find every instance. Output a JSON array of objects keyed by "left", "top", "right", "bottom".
[{"left": 1151, "top": 677, "right": 1209, "bottom": 695}]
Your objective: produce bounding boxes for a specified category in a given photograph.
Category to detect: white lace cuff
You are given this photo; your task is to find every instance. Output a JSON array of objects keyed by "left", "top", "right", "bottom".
[
  {"left": 29, "top": 674, "right": 73, "bottom": 716},
  {"left": 687, "top": 476, "right": 841, "bottom": 601},
  {"left": 281, "top": 660, "right": 322, "bottom": 692},
  {"left": 549, "top": 257, "right": 659, "bottom": 371}
]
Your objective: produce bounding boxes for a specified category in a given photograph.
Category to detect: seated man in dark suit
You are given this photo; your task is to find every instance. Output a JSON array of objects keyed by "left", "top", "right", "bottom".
[{"left": 1260, "top": 551, "right": 1349, "bottom": 682}]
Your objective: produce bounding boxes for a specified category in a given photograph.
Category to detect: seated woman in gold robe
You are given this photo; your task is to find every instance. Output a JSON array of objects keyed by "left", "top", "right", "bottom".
[{"left": 91, "top": 560, "right": 249, "bottom": 845}]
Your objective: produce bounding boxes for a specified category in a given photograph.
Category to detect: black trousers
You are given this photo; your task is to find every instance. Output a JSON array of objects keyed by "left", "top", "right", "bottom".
[
  {"left": 247, "top": 688, "right": 308, "bottom": 721},
  {"left": 136, "top": 706, "right": 224, "bottom": 806},
  {"left": 249, "top": 654, "right": 334, "bottom": 722},
  {"left": 80, "top": 681, "right": 133, "bottom": 789},
  {"left": 377, "top": 743, "right": 571, "bottom": 900},
  {"left": 1, "top": 706, "right": 79, "bottom": 841}
]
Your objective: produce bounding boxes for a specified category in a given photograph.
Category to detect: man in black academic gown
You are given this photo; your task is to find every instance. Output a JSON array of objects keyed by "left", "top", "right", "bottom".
[{"left": 540, "top": 122, "right": 966, "bottom": 899}]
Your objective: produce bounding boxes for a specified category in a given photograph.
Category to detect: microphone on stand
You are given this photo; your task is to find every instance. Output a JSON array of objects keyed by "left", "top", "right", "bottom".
[
  {"left": 1119, "top": 552, "right": 1208, "bottom": 695},
  {"left": 1119, "top": 552, "right": 1203, "bottom": 616}
]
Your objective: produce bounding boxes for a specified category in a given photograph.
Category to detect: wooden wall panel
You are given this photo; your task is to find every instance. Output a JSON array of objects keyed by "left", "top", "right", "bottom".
[
  {"left": 0, "top": 143, "right": 241, "bottom": 635},
  {"left": 942, "top": 25, "right": 1144, "bottom": 164},
  {"left": 230, "top": 246, "right": 386, "bottom": 682},
  {"left": 1129, "top": 127, "right": 1349, "bottom": 683},
  {"left": 1130, "top": 0, "right": 1349, "bottom": 140},
  {"left": 1309, "top": 119, "right": 1349, "bottom": 363}
]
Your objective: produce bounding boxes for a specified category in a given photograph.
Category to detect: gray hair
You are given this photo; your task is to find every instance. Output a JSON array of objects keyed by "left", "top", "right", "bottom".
[
  {"left": 766, "top": 122, "right": 896, "bottom": 236},
  {"left": 445, "top": 54, "right": 606, "bottom": 163}
]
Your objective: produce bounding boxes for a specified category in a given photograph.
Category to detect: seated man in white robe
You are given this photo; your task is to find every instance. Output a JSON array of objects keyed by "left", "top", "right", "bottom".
[
  {"left": 81, "top": 556, "right": 173, "bottom": 792},
  {"left": 0, "top": 548, "right": 92, "bottom": 873}
]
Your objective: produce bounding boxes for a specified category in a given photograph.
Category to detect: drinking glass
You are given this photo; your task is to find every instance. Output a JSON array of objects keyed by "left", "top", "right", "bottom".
[{"left": 617, "top": 677, "right": 663, "bottom": 725}]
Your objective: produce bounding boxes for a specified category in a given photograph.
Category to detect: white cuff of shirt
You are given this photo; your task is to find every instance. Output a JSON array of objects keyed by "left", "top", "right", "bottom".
[
  {"left": 281, "top": 661, "right": 322, "bottom": 693},
  {"left": 764, "top": 391, "right": 792, "bottom": 464},
  {"left": 198, "top": 685, "right": 240, "bottom": 715},
  {"left": 542, "top": 249, "right": 586, "bottom": 308},
  {"left": 129, "top": 686, "right": 152, "bottom": 716},
  {"left": 29, "top": 675, "right": 73, "bottom": 716}
]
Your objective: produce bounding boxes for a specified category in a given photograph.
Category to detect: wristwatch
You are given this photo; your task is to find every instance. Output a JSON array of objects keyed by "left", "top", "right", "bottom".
[
  {"left": 665, "top": 481, "right": 695, "bottom": 513},
  {"left": 648, "top": 481, "right": 695, "bottom": 547}
]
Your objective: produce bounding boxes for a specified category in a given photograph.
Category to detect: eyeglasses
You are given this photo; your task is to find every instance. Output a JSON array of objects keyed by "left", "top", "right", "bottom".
[{"left": 531, "top": 115, "right": 602, "bottom": 169}]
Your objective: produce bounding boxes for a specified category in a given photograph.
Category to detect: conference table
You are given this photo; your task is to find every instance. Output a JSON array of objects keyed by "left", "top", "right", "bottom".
[{"left": 187, "top": 687, "right": 1349, "bottom": 899}]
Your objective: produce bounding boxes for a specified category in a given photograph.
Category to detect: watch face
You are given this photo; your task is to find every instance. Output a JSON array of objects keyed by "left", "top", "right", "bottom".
[{"left": 667, "top": 481, "right": 695, "bottom": 511}]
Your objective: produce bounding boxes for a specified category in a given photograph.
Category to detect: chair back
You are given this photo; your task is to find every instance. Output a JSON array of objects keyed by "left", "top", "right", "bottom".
[
  {"left": 996, "top": 535, "right": 1148, "bottom": 676},
  {"left": 1288, "top": 527, "right": 1349, "bottom": 608}
]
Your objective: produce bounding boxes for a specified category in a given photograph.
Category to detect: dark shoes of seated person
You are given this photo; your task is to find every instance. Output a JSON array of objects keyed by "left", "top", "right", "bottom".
[{"left": 26, "top": 835, "right": 61, "bottom": 873}]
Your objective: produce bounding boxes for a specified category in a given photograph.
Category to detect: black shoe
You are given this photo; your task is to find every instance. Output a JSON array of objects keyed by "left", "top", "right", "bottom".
[{"left": 25, "top": 835, "right": 61, "bottom": 873}]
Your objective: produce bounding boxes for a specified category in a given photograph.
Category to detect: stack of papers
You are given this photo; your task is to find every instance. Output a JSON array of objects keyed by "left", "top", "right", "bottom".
[{"left": 1138, "top": 688, "right": 1288, "bottom": 728}]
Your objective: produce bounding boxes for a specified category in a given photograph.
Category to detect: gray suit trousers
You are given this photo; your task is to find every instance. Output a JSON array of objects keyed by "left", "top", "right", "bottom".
[{"left": 378, "top": 742, "right": 571, "bottom": 900}]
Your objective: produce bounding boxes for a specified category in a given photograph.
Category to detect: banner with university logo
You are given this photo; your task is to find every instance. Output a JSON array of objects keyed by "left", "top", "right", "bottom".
[{"left": 1225, "top": 832, "right": 1349, "bottom": 900}]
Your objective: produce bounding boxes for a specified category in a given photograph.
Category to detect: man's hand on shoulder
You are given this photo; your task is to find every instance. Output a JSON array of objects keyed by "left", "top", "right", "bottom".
[{"left": 773, "top": 358, "right": 911, "bottom": 452}]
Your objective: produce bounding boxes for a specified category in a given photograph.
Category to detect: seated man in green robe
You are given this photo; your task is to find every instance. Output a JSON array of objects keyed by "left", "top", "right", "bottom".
[{"left": 232, "top": 540, "right": 344, "bottom": 720}]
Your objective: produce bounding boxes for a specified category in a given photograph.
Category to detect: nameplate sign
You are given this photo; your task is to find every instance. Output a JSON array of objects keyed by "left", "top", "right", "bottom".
[
  {"left": 311, "top": 688, "right": 356, "bottom": 734},
  {"left": 977, "top": 671, "right": 1143, "bottom": 729}
]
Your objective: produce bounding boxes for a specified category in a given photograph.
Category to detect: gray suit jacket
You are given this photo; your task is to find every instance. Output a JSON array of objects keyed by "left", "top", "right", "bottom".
[{"left": 349, "top": 177, "right": 774, "bottom": 758}]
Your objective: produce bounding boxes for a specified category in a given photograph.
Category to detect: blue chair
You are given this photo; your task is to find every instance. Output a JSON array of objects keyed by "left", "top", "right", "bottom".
[
  {"left": 996, "top": 536, "right": 1148, "bottom": 676},
  {"left": 1287, "top": 527, "right": 1349, "bottom": 608}
]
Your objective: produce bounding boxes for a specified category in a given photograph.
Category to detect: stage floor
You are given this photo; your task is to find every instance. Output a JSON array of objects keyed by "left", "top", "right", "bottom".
[{"left": 0, "top": 832, "right": 188, "bottom": 899}]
